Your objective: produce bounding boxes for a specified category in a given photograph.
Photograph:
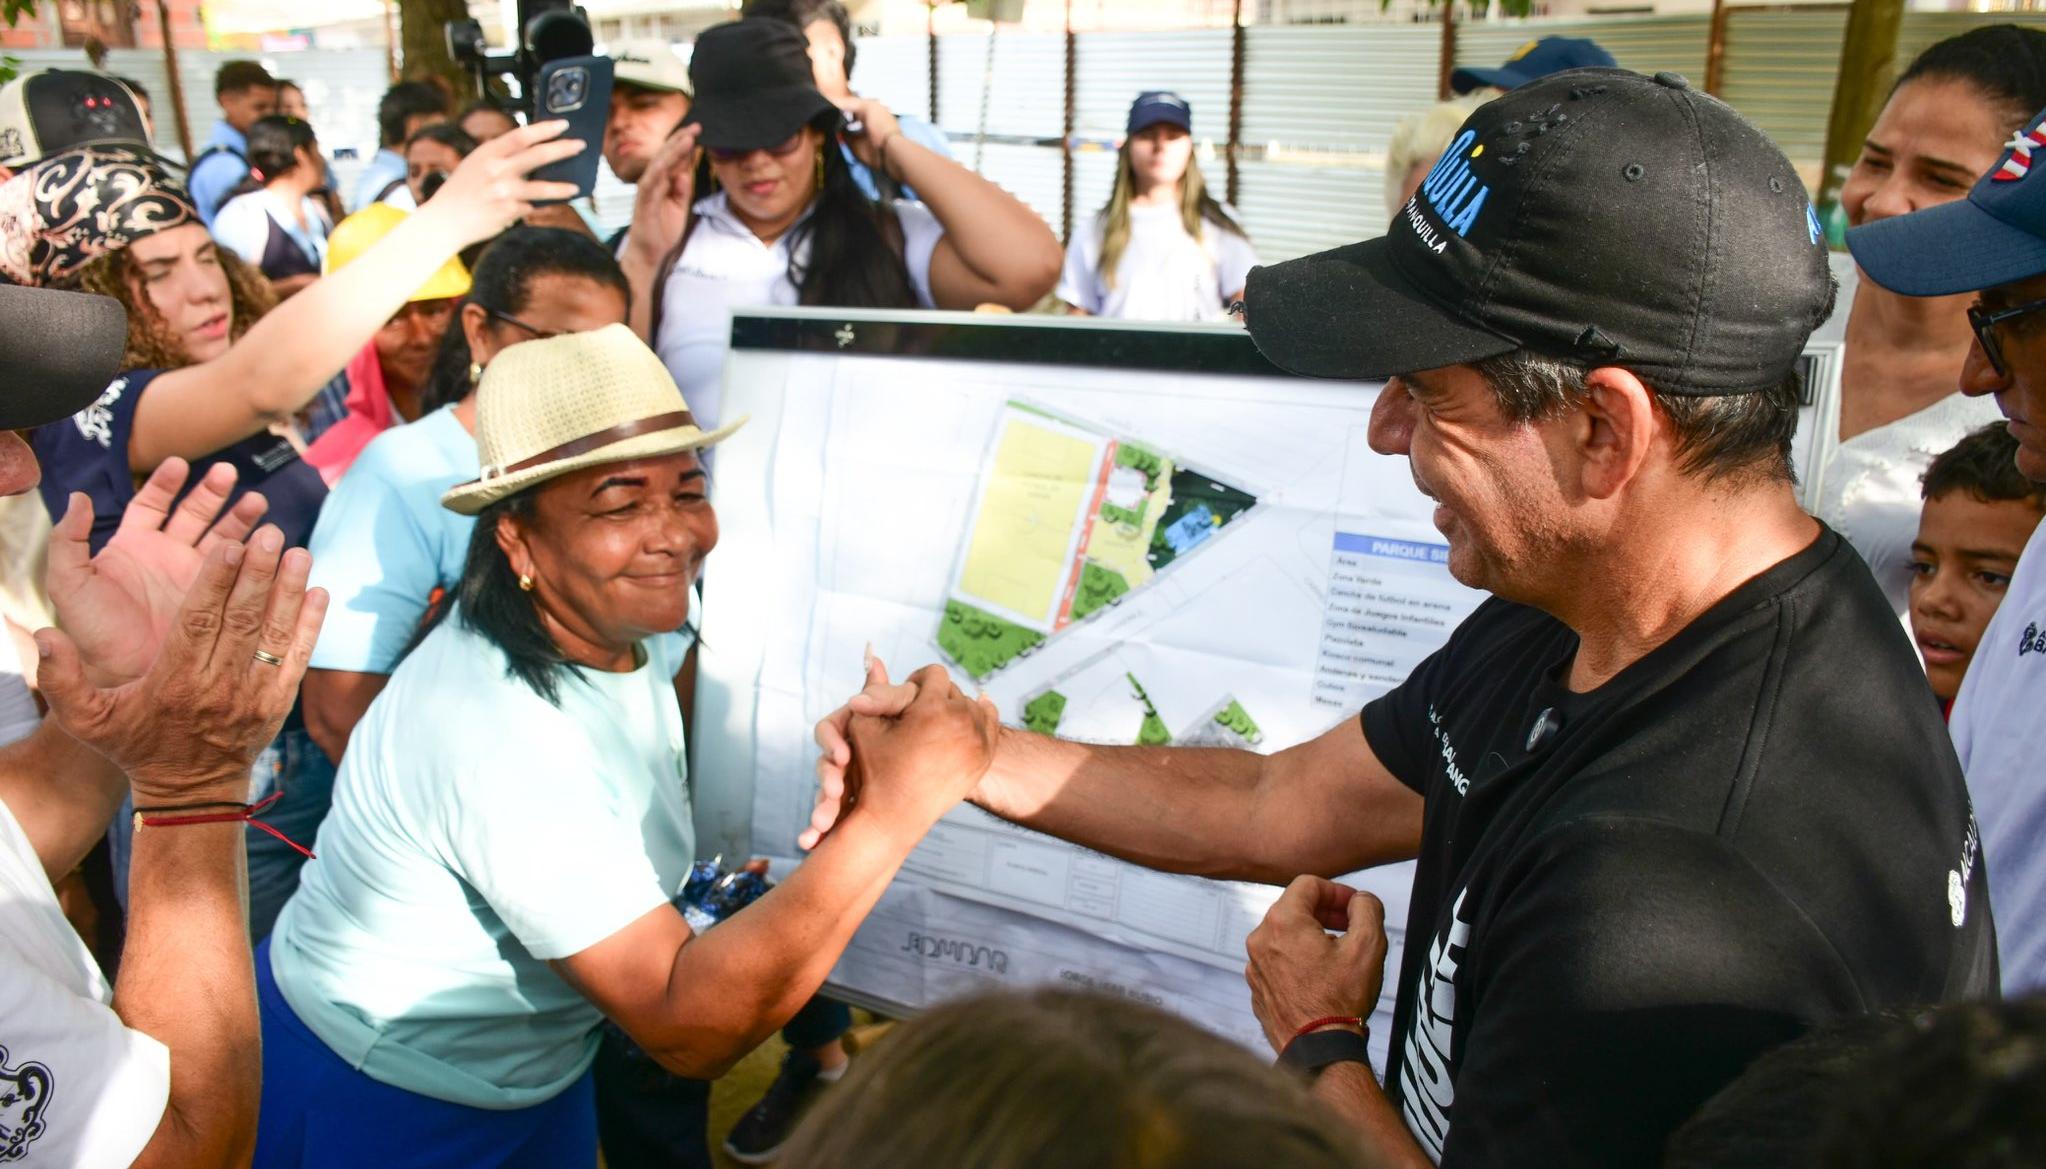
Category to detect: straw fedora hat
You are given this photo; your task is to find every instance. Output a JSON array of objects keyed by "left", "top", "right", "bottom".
[{"left": 441, "top": 323, "right": 744, "bottom": 515}]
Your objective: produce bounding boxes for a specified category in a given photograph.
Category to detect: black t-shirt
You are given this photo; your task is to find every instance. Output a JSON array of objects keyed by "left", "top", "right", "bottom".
[{"left": 1361, "top": 526, "right": 1995, "bottom": 1168}]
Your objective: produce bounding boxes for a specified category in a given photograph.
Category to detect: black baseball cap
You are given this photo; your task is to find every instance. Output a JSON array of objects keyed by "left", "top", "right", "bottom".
[
  {"left": 684, "top": 21, "right": 838, "bottom": 153},
  {"left": 0, "top": 284, "right": 127, "bottom": 429},
  {"left": 1245, "top": 69, "right": 1834, "bottom": 395}
]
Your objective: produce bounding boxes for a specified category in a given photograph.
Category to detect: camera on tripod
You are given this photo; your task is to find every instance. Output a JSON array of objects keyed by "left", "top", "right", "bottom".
[{"left": 444, "top": 0, "right": 593, "bottom": 118}]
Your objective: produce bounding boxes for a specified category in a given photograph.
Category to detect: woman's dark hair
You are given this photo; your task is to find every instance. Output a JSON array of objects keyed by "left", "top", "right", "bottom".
[
  {"left": 406, "top": 121, "right": 479, "bottom": 158},
  {"left": 1895, "top": 25, "right": 2046, "bottom": 129},
  {"left": 228, "top": 115, "right": 317, "bottom": 199},
  {"left": 425, "top": 491, "right": 577, "bottom": 703},
  {"left": 781, "top": 110, "right": 918, "bottom": 309},
  {"left": 745, "top": 0, "right": 857, "bottom": 77},
  {"left": 420, "top": 227, "right": 632, "bottom": 412},
  {"left": 776, "top": 988, "right": 1375, "bottom": 1169}
]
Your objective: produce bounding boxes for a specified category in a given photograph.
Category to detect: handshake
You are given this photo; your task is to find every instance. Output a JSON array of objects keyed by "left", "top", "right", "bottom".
[{"left": 802, "top": 655, "right": 1003, "bottom": 850}]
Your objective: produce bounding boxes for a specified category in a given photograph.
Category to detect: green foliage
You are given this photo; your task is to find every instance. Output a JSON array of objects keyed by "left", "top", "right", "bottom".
[
  {"left": 1069, "top": 561, "right": 1130, "bottom": 622},
  {"left": 938, "top": 598, "right": 1045, "bottom": 681},
  {"left": 1214, "top": 699, "right": 1263, "bottom": 744},
  {"left": 1022, "top": 690, "right": 1066, "bottom": 737},
  {"left": 1114, "top": 442, "right": 1167, "bottom": 491},
  {"left": 3, "top": 2, "right": 39, "bottom": 86}
]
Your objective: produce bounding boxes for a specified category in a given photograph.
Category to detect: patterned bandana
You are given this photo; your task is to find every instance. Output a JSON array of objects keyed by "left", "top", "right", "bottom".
[{"left": 0, "top": 143, "right": 197, "bottom": 287}]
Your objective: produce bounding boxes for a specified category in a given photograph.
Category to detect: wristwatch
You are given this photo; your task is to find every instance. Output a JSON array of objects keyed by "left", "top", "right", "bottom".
[{"left": 1277, "top": 1027, "right": 1374, "bottom": 1076}]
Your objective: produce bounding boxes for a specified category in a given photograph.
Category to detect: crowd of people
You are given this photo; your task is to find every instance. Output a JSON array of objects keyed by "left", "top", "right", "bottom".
[{"left": 0, "top": 3, "right": 2042, "bottom": 1167}]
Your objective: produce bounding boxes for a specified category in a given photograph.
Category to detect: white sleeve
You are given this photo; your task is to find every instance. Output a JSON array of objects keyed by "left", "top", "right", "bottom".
[
  {"left": 0, "top": 963, "right": 169, "bottom": 1168},
  {"left": 1057, "top": 218, "right": 1105, "bottom": 312},
  {"left": 1212, "top": 208, "right": 1259, "bottom": 301},
  {"left": 890, "top": 200, "right": 946, "bottom": 309},
  {"left": 209, "top": 198, "right": 268, "bottom": 266}
]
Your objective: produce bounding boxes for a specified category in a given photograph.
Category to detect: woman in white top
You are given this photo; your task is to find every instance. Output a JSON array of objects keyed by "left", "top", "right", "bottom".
[
  {"left": 1058, "top": 91, "right": 1256, "bottom": 322},
  {"left": 623, "top": 19, "right": 1063, "bottom": 435},
  {"left": 1810, "top": 26, "right": 2046, "bottom": 617},
  {"left": 212, "top": 116, "right": 333, "bottom": 298}
]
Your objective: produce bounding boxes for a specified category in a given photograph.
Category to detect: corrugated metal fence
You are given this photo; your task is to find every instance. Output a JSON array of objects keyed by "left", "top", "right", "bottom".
[{"left": 18, "top": 10, "right": 2046, "bottom": 263}]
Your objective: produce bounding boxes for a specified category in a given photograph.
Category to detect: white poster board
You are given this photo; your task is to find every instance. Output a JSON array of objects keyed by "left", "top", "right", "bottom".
[{"left": 692, "top": 308, "right": 1486, "bottom": 1059}]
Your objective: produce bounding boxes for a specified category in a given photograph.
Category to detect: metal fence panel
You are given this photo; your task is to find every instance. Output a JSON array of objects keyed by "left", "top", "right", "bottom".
[
  {"left": 1453, "top": 14, "right": 1709, "bottom": 84},
  {"left": 970, "top": 141, "right": 1066, "bottom": 230},
  {"left": 936, "top": 30, "right": 1065, "bottom": 142},
  {"left": 1235, "top": 160, "right": 1382, "bottom": 265},
  {"left": 1241, "top": 25, "right": 1438, "bottom": 154},
  {"left": 1073, "top": 29, "right": 1233, "bottom": 143},
  {"left": 854, "top": 34, "right": 934, "bottom": 128}
]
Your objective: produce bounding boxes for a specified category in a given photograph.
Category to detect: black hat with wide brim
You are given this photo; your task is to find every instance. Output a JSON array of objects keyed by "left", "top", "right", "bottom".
[
  {"left": 684, "top": 21, "right": 840, "bottom": 153},
  {"left": 0, "top": 284, "right": 127, "bottom": 429}
]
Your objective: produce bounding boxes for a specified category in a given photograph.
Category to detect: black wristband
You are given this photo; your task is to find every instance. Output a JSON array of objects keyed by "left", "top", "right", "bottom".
[{"left": 1277, "top": 1027, "right": 1373, "bottom": 1076}]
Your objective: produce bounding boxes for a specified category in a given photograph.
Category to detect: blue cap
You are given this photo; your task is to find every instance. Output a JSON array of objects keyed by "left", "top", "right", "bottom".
[
  {"left": 1848, "top": 105, "right": 2046, "bottom": 296},
  {"left": 1126, "top": 90, "right": 1192, "bottom": 136},
  {"left": 1450, "top": 37, "right": 1618, "bottom": 94}
]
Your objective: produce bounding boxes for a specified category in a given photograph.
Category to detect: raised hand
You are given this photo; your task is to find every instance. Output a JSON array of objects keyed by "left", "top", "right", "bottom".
[
  {"left": 420, "top": 120, "right": 587, "bottom": 249},
  {"left": 47, "top": 458, "right": 268, "bottom": 687},
  {"left": 622, "top": 123, "right": 701, "bottom": 268},
  {"left": 37, "top": 527, "right": 326, "bottom": 807},
  {"left": 804, "top": 651, "right": 919, "bottom": 850},
  {"left": 838, "top": 98, "right": 904, "bottom": 174},
  {"left": 841, "top": 664, "right": 999, "bottom": 840}
]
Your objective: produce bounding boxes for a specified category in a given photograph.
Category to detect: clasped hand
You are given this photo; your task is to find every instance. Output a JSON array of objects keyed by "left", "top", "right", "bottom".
[{"left": 805, "top": 657, "right": 998, "bottom": 849}]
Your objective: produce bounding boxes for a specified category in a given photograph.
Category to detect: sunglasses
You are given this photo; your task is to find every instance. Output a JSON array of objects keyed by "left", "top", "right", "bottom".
[
  {"left": 1968, "top": 296, "right": 2046, "bottom": 377},
  {"left": 706, "top": 131, "right": 808, "bottom": 165},
  {"left": 478, "top": 304, "right": 558, "bottom": 339}
]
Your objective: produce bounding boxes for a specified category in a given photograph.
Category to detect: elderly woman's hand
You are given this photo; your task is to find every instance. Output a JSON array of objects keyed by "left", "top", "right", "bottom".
[{"left": 839, "top": 664, "right": 998, "bottom": 842}]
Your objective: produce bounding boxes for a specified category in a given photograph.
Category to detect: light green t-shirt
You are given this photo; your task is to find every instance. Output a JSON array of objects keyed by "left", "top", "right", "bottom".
[{"left": 269, "top": 609, "right": 694, "bottom": 1110}]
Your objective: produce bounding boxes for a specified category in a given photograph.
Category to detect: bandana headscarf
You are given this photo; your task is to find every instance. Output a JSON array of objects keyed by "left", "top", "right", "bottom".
[{"left": 0, "top": 144, "right": 198, "bottom": 287}]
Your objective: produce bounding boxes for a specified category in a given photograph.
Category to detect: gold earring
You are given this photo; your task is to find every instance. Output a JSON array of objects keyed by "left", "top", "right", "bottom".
[
  {"left": 468, "top": 361, "right": 484, "bottom": 385},
  {"left": 518, "top": 573, "right": 534, "bottom": 592},
  {"left": 814, "top": 148, "right": 825, "bottom": 193}
]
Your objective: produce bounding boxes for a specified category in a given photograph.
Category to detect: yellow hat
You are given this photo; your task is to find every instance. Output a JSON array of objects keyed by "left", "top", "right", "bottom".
[
  {"left": 324, "top": 203, "right": 471, "bottom": 302},
  {"left": 441, "top": 323, "right": 744, "bottom": 515}
]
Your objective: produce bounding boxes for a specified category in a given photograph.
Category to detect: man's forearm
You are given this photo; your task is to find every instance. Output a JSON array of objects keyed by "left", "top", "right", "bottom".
[
  {"left": 0, "top": 719, "right": 129, "bottom": 882},
  {"left": 117, "top": 813, "right": 258, "bottom": 1169},
  {"left": 1312, "top": 1063, "right": 1436, "bottom": 1169},
  {"left": 971, "top": 728, "right": 1292, "bottom": 883}
]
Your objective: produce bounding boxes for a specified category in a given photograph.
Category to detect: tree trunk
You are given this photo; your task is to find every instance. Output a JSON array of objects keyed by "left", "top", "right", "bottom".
[{"left": 397, "top": 0, "right": 474, "bottom": 101}]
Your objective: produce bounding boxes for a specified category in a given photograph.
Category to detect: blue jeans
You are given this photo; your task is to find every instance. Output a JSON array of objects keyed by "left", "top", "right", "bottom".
[
  {"left": 107, "top": 724, "right": 336, "bottom": 941},
  {"left": 254, "top": 938, "right": 598, "bottom": 1169}
]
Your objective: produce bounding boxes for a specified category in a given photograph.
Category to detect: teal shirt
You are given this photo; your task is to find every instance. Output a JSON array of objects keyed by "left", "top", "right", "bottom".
[
  {"left": 269, "top": 611, "right": 694, "bottom": 1109},
  {"left": 306, "top": 407, "right": 478, "bottom": 674}
]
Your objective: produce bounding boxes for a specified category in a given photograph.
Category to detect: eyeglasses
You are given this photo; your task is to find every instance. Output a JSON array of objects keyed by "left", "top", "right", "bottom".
[
  {"left": 478, "top": 304, "right": 558, "bottom": 339},
  {"left": 706, "top": 131, "right": 808, "bottom": 165},
  {"left": 1967, "top": 296, "right": 2046, "bottom": 377}
]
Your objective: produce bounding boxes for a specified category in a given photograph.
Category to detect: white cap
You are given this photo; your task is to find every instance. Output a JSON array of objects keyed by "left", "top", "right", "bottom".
[{"left": 607, "top": 40, "right": 692, "bottom": 97}]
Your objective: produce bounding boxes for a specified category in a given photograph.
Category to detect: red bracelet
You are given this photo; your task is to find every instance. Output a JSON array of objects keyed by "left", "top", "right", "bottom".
[
  {"left": 134, "top": 791, "right": 316, "bottom": 860},
  {"left": 1289, "top": 1015, "right": 1366, "bottom": 1044}
]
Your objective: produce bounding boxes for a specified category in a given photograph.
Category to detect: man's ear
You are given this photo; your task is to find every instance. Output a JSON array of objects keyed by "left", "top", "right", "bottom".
[{"left": 1576, "top": 367, "right": 1658, "bottom": 501}]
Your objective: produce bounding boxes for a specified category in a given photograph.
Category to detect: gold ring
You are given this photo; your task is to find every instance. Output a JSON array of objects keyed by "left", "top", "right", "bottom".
[{"left": 253, "top": 649, "right": 284, "bottom": 667}]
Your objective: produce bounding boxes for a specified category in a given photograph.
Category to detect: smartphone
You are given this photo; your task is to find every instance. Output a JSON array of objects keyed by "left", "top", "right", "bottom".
[{"left": 528, "top": 55, "right": 612, "bottom": 202}]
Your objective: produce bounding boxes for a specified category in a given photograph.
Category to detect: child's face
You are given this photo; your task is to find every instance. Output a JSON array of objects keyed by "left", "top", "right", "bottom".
[{"left": 1909, "top": 491, "right": 2045, "bottom": 701}]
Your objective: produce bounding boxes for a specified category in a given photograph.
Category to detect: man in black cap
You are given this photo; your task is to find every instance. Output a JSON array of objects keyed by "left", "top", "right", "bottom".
[
  {"left": 0, "top": 284, "right": 326, "bottom": 1167},
  {"left": 810, "top": 70, "right": 1996, "bottom": 1167}
]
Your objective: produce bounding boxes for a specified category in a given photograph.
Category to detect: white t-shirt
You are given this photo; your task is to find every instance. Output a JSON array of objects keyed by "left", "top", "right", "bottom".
[
  {"left": 0, "top": 797, "right": 169, "bottom": 1166},
  {"left": 1058, "top": 203, "right": 1257, "bottom": 322},
  {"left": 1949, "top": 518, "right": 2046, "bottom": 996},
  {"left": 1804, "top": 252, "right": 2004, "bottom": 619},
  {"left": 270, "top": 612, "right": 695, "bottom": 1110},
  {"left": 651, "top": 193, "right": 944, "bottom": 435},
  {"left": 211, "top": 189, "right": 332, "bottom": 273}
]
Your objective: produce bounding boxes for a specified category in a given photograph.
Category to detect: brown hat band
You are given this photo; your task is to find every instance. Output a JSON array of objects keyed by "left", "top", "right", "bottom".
[{"left": 491, "top": 409, "right": 698, "bottom": 479}]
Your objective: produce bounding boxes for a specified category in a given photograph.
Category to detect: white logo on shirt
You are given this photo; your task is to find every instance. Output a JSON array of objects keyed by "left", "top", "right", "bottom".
[
  {"left": 1400, "top": 887, "right": 1471, "bottom": 1162},
  {"left": 0, "top": 1045, "right": 53, "bottom": 1161},
  {"left": 1428, "top": 705, "right": 1470, "bottom": 796},
  {"left": 70, "top": 377, "right": 127, "bottom": 450}
]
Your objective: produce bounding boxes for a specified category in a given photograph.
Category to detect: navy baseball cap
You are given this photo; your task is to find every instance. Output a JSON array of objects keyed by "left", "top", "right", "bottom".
[
  {"left": 1451, "top": 37, "right": 1617, "bottom": 95},
  {"left": 1848, "top": 103, "right": 2046, "bottom": 296},
  {"left": 1244, "top": 70, "right": 1833, "bottom": 394},
  {"left": 1127, "top": 91, "right": 1192, "bottom": 135}
]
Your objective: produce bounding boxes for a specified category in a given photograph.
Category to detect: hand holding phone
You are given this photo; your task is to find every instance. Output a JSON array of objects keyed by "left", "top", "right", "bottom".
[{"left": 528, "top": 55, "right": 614, "bottom": 202}]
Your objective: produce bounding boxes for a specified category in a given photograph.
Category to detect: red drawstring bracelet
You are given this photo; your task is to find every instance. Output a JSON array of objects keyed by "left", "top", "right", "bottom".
[
  {"left": 1289, "top": 1015, "right": 1366, "bottom": 1045},
  {"left": 134, "top": 791, "right": 316, "bottom": 860}
]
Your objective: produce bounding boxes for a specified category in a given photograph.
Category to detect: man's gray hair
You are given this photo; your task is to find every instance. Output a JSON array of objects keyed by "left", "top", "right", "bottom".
[{"left": 1471, "top": 350, "right": 1803, "bottom": 485}]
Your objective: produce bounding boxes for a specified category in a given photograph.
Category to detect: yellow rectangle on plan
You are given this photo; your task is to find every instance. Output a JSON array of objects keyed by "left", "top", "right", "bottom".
[{"left": 959, "top": 418, "right": 1098, "bottom": 624}]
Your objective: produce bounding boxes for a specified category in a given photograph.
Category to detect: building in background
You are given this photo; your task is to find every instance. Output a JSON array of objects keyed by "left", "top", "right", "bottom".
[{"left": 0, "top": 0, "right": 206, "bottom": 50}]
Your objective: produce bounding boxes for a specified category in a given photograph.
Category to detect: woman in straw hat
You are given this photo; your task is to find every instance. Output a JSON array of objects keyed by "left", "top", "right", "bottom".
[
  {"left": 255, "top": 324, "right": 999, "bottom": 1169},
  {"left": 621, "top": 19, "right": 1063, "bottom": 442},
  {"left": 8, "top": 126, "right": 584, "bottom": 940}
]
